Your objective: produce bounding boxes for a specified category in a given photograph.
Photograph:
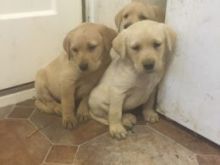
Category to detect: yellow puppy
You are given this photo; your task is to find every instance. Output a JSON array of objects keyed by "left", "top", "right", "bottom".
[
  {"left": 89, "top": 21, "right": 176, "bottom": 139},
  {"left": 35, "top": 23, "right": 117, "bottom": 129},
  {"left": 115, "top": 1, "right": 165, "bottom": 31}
]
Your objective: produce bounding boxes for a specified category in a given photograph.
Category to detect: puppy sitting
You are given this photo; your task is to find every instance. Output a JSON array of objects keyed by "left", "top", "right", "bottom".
[
  {"left": 35, "top": 23, "right": 117, "bottom": 129},
  {"left": 115, "top": 1, "right": 165, "bottom": 31},
  {"left": 89, "top": 20, "right": 176, "bottom": 139},
  {"left": 114, "top": 1, "right": 166, "bottom": 121}
]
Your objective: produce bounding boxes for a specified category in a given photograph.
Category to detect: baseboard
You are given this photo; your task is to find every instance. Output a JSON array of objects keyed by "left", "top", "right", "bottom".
[{"left": 0, "top": 88, "right": 35, "bottom": 108}]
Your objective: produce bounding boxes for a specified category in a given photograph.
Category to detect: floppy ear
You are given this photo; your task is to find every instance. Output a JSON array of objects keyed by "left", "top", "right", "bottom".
[
  {"left": 99, "top": 25, "right": 117, "bottom": 52},
  {"left": 164, "top": 25, "right": 177, "bottom": 52},
  {"left": 152, "top": 5, "right": 165, "bottom": 22},
  {"left": 63, "top": 32, "right": 71, "bottom": 60},
  {"left": 115, "top": 8, "right": 124, "bottom": 30},
  {"left": 112, "top": 31, "right": 127, "bottom": 58}
]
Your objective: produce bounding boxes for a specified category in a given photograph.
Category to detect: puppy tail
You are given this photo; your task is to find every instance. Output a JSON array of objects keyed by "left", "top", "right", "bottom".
[{"left": 89, "top": 111, "right": 109, "bottom": 125}]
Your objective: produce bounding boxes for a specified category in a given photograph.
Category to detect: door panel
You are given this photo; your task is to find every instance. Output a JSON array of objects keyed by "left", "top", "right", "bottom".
[
  {"left": 0, "top": 0, "right": 82, "bottom": 90},
  {"left": 158, "top": 0, "right": 220, "bottom": 144}
]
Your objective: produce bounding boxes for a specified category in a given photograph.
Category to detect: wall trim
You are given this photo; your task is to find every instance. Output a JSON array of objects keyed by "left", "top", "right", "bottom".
[{"left": 0, "top": 88, "right": 35, "bottom": 108}]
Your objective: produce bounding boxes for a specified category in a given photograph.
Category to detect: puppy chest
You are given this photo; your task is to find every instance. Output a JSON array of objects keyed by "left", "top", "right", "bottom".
[
  {"left": 124, "top": 77, "right": 159, "bottom": 110},
  {"left": 76, "top": 80, "right": 96, "bottom": 98}
]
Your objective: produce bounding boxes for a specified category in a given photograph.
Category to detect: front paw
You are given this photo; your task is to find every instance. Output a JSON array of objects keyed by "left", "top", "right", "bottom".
[
  {"left": 143, "top": 109, "right": 159, "bottom": 123},
  {"left": 109, "top": 124, "right": 127, "bottom": 140},
  {"left": 62, "top": 115, "right": 78, "bottom": 129},
  {"left": 77, "top": 107, "right": 90, "bottom": 122}
]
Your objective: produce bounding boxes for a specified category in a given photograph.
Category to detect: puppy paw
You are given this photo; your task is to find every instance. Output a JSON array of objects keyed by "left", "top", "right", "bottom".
[
  {"left": 109, "top": 124, "right": 127, "bottom": 140},
  {"left": 144, "top": 109, "right": 159, "bottom": 123},
  {"left": 62, "top": 115, "right": 78, "bottom": 129},
  {"left": 122, "top": 113, "right": 137, "bottom": 130},
  {"left": 77, "top": 107, "right": 90, "bottom": 122}
]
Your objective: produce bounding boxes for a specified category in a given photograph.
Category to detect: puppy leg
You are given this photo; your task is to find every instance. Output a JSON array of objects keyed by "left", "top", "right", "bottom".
[
  {"left": 142, "top": 89, "right": 159, "bottom": 123},
  {"left": 61, "top": 82, "right": 77, "bottom": 129},
  {"left": 77, "top": 96, "right": 90, "bottom": 122},
  {"left": 35, "top": 70, "right": 61, "bottom": 115},
  {"left": 109, "top": 88, "right": 127, "bottom": 140}
]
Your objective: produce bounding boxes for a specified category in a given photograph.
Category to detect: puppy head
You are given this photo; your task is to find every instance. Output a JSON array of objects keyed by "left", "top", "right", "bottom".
[
  {"left": 115, "top": 1, "right": 165, "bottom": 31},
  {"left": 63, "top": 23, "right": 117, "bottom": 73},
  {"left": 113, "top": 20, "right": 176, "bottom": 74}
]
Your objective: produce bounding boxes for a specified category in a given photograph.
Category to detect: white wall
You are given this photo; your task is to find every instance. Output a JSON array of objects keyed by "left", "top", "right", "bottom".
[{"left": 158, "top": 0, "right": 220, "bottom": 144}]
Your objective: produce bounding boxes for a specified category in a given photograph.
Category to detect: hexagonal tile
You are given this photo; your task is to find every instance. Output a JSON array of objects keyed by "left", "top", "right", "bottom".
[
  {"left": 45, "top": 145, "right": 78, "bottom": 164},
  {"left": 30, "top": 110, "right": 107, "bottom": 145},
  {"left": 0, "top": 105, "right": 14, "bottom": 119},
  {"left": 0, "top": 119, "right": 51, "bottom": 165},
  {"left": 197, "top": 155, "right": 220, "bottom": 165},
  {"left": 8, "top": 105, "right": 35, "bottom": 119},
  {"left": 74, "top": 125, "right": 198, "bottom": 165}
]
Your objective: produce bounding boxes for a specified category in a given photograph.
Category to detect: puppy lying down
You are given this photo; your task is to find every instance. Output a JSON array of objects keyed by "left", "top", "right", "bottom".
[{"left": 89, "top": 20, "right": 176, "bottom": 139}]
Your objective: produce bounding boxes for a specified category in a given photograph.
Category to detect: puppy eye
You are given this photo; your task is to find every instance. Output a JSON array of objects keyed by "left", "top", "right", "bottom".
[
  {"left": 153, "top": 42, "right": 161, "bottom": 49},
  {"left": 131, "top": 44, "right": 141, "bottom": 51},
  {"left": 72, "top": 48, "right": 78, "bottom": 53},
  {"left": 123, "top": 14, "right": 129, "bottom": 19},
  {"left": 88, "top": 44, "right": 97, "bottom": 51},
  {"left": 139, "top": 15, "right": 148, "bottom": 20}
]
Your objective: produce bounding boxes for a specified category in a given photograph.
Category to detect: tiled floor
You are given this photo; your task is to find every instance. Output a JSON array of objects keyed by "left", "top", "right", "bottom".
[{"left": 0, "top": 99, "right": 219, "bottom": 165}]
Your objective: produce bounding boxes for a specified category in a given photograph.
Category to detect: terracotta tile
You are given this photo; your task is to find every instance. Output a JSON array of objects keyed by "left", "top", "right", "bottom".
[
  {"left": 75, "top": 125, "right": 198, "bottom": 165},
  {"left": 148, "top": 116, "right": 220, "bottom": 155},
  {"left": 197, "top": 155, "right": 220, "bottom": 165},
  {"left": 16, "top": 99, "right": 35, "bottom": 107},
  {"left": 0, "top": 105, "right": 14, "bottom": 119},
  {"left": 30, "top": 110, "right": 107, "bottom": 145},
  {"left": 45, "top": 145, "right": 77, "bottom": 164},
  {"left": 8, "top": 105, "right": 34, "bottom": 119},
  {"left": 0, "top": 119, "right": 51, "bottom": 165}
]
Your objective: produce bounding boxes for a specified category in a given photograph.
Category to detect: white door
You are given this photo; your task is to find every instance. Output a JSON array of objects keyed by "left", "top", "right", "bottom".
[
  {"left": 0, "top": 0, "right": 82, "bottom": 90},
  {"left": 158, "top": 0, "right": 220, "bottom": 145}
]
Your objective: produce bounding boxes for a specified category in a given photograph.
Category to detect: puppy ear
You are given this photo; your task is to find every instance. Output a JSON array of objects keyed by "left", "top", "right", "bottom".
[
  {"left": 164, "top": 25, "right": 177, "bottom": 52},
  {"left": 99, "top": 25, "right": 117, "bottom": 52},
  {"left": 63, "top": 32, "right": 71, "bottom": 60},
  {"left": 115, "top": 8, "right": 124, "bottom": 30},
  {"left": 152, "top": 5, "right": 165, "bottom": 22},
  {"left": 112, "top": 31, "right": 127, "bottom": 58}
]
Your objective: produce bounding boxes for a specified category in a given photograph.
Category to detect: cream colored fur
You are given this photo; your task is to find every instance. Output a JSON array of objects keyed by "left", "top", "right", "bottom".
[
  {"left": 115, "top": 1, "right": 165, "bottom": 31},
  {"left": 35, "top": 23, "right": 117, "bottom": 129},
  {"left": 89, "top": 20, "right": 176, "bottom": 139}
]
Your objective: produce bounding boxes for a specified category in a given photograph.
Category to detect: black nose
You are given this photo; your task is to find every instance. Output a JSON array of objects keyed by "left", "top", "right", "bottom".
[
  {"left": 143, "top": 60, "right": 155, "bottom": 71},
  {"left": 79, "top": 63, "right": 88, "bottom": 71}
]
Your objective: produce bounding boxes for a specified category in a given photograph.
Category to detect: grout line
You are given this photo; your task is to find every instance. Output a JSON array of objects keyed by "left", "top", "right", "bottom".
[
  {"left": 0, "top": 104, "right": 16, "bottom": 121},
  {"left": 28, "top": 108, "right": 37, "bottom": 120},
  {"left": 72, "top": 145, "right": 80, "bottom": 165},
  {"left": 27, "top": 118, "right": 54, "bottom": 145},
  {"left": 79, "top": 131, "right": 108, "bottom": 146},
  {"left": 41, "top": 145, "right": 53, "bottom": 164}
]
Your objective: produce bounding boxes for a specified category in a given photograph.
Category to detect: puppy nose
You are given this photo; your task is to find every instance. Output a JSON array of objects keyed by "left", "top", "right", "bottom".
[
  {"left": 79, "top": 63, "right": 88, "bottom": 71},
  {"left": 143, "top": 60, "right": 155, "bottom": 71}
]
